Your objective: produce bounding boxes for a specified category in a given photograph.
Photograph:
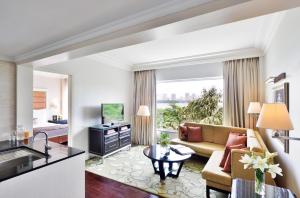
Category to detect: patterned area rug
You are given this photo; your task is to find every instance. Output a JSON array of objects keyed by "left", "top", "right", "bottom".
[{"left": 86, "top": 146, "right": 227, "bottom": 198}]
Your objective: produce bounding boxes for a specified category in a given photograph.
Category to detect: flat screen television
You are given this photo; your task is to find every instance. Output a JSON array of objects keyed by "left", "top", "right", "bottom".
[{"left": 101, "top": 103, "right": 124, "bottom": 124}]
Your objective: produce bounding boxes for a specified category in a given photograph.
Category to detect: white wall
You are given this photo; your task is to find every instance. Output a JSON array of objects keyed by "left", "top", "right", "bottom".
[
  {"left": 0, "top": 61, "right": 16, "bottom": 140},
  {"left": 33, "top": 74, "right": 63, "bottom": 120},
  {"left": 263, "top": 7, "right": 300, "bottom": 196},
  {"left": 16, "top": 65, "right": 33, "bottom": 132},
  {"left": 156, "top": 62, "right": 222, "bottom": 81},
  {"left": 35, "top": 58, "right": 133, "bottom": 152}
]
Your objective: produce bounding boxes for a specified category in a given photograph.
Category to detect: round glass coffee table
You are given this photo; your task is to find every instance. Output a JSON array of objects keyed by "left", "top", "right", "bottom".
[{"left": 143, "top": 144, "right": 191, "bottom": 181}]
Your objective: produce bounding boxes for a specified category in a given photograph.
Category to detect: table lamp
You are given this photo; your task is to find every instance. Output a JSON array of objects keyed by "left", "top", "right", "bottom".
[
  {"left": 256, "top": 103, "right": 300, "bottom": 141},
  {"left": 137, "top": 105, "right": 150, "bottom": 117}
]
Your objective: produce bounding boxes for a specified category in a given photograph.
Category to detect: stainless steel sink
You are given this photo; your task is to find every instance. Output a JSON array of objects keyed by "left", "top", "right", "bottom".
[{"left": 0, "top": 147, "right": 45, "bottom": 169}]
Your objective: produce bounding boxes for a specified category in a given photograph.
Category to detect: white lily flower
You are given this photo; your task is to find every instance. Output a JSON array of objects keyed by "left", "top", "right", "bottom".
[
  {"left": 268, "top": 164, "right": 283, "bottom": 178},
  {"left": 265, "top": 151, "right": 278, "bottom": 160},
  {"left": 239, "top": 154, "right": 254, "bottom": 169},
  {"left": 253, "top": 156, "right": 268, "bottom": 172}
]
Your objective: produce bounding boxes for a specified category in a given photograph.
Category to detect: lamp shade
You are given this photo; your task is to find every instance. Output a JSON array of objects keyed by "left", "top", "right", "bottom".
[
  {"left": 137, "top": 105, "right": 150, "bottom": 116},
  {"left": 247, "top": 102, "right": 261, "bottom": 114},
  {"left": 256, "top": 103, "right": 294, "bottom": 130}
]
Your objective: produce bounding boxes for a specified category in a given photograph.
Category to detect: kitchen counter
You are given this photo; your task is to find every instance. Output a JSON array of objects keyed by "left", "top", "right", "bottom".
[{"left": 0, "top": 139, "right": 84, "bottom": 182}]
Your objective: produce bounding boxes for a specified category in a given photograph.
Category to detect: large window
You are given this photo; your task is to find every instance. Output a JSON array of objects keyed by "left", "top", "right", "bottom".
[{"left": 156, "top": 78, "right": 223, "bottom": 137}]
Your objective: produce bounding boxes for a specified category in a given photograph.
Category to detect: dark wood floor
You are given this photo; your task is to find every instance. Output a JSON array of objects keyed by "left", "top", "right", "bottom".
[{"left": 86, "top": 171, "right": 161, "bottom": 198}]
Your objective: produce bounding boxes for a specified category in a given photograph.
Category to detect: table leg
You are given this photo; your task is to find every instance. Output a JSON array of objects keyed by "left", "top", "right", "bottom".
[
  {"left": 174, "top": 161, "right": 184, "bottom": 177},
  {"left": 158, "top": 161, "right": 166, "bottom": 180},
  {"left": 169, "top": 162, "right": 173, "bottom": 171},
  {"left": 151, "top": 160, "right": 158, "bottom": 174}
]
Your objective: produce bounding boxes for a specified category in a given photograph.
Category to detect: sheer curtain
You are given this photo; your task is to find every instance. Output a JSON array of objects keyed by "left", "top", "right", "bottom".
[
  {"left": 132, "top": 70, "right": 156, "bottom": 145},
  {"left": 223, "top": 57, "right": 261, "bottom": 128}
]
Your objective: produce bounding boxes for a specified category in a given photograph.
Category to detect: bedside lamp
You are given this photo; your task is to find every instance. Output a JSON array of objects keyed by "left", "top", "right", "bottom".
[
  {"left": 256, "top": 103, "right": 300, "bottom": 141},
  {"left": 137, "top": 105, "right": 150, "bottom": 117},
  {"left": 247, "top": 102, "right": 261, "bottom": 115}
]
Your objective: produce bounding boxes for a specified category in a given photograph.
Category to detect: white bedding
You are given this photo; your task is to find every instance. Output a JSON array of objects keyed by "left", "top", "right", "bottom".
[{"left": 33, "top": 122, "right": 68, "bottom": 132}]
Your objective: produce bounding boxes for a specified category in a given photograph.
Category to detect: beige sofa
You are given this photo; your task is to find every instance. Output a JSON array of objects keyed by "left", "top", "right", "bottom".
[{"left": 171, "top": 122, "right": 275, "bottom": 196}]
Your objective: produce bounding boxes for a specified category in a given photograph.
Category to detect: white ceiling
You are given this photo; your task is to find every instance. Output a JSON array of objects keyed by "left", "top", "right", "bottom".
[
  {"left": 88, "top": 11, "right": 285, "bottom": 70},
  {"left": 0, "top": 0, "right": 215, "bottom": 60}
]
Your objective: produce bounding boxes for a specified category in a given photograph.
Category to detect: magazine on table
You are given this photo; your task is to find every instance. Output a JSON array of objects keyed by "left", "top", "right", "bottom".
[{"left": 170, "top": 145, "right": 195, "bottom": 155}]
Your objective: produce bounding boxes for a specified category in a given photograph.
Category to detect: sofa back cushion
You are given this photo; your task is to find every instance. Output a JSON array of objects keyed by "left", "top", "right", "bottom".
[
  {"left": 223, "top": 144, "right": 246, "bottom": 172},
  {"left": 179, "top": 125, "right": 188, "bottom": 141},
  {"left": 183, "top": 123, "right": 247, "bottom": 145},
  {"left": 225, "top": 132, "right": 247, "bottom": 147},
  {"left": 187, "top": 126, "right": 203, "bottom": 142}
]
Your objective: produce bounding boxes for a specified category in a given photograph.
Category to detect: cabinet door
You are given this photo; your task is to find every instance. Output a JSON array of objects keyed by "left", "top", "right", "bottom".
[
  {"left": 89, "top": 129, "right": 102, "bottom": 155},
  {"left": 120, "top": 136, "right": 131, "bottom": 147},
  {"left": 104, "top": 140, "right": 119, "bottom": 154}
]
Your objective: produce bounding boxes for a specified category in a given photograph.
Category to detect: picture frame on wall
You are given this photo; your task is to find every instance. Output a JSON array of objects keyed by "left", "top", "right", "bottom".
[{"left": 273, "top": 82, "right": 289, "bottom": 153}]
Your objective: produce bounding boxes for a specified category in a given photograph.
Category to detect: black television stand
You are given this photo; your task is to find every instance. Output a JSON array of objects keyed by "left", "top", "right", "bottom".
[{"left": 88, "top": 123, "right": 131, "bottom": 161}]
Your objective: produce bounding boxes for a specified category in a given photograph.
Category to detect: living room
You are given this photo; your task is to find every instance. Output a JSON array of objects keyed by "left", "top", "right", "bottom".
[{"left": 0, "top": 1, "right": 300, "bottom": 198}]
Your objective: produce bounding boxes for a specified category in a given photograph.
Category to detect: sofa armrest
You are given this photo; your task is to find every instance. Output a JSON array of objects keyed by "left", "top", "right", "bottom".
[{"left": 231, "top": 149, "right": 276, "bottom": 186}]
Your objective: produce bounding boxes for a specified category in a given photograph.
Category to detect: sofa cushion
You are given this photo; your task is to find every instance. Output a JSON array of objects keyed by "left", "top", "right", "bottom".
[
  {"left": 202, "top": 151, "right": 232, "bottom": 186},
  {"left": 179, "top": 125, "right": 188, "bottom": 140},
  {"left": 225, "top": 132, "right": 247, "bottom": 147},
  {"left": 183, "top": 123, "right": 247, "bottom": 144},
  {"left": 223, "top": 144, "right": 246, "bottom": 172},
  {"left": 187, "top": 126, "right": 202, "bottom": 142},
  {"left": 219, "top": 133, "right": 246, "bottom": 167},
  {"left": 171, "top": 139, "right": 224, "bottom": 156}
]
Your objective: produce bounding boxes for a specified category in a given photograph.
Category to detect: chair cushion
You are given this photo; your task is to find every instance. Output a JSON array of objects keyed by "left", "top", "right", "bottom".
[
  {"left": 202, "top": 151, "right": 232, "bottom": 186},
  {"left": 171, "top": 139, "right": 224, "bottom": 156},
  {"left": 187, "top": 126, "right": 202, "bottom": 142}
]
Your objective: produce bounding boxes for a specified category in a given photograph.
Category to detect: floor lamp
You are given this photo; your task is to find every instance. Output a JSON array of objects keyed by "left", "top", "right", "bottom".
[
  {"left": 247, "top": 102, "right": 261, "bottom": 130},
  {"left": 137, "top": 105, "right": 150, "bottom": 117}
]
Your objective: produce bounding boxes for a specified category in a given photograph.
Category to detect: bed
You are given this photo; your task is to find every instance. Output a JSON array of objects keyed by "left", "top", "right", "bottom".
[{"left": 33, "top": 122, "right": 68, "bottom": 138}]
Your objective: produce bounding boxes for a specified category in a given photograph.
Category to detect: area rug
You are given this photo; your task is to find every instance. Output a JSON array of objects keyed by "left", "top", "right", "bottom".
[{"left": 86, "top": 146, "right": 226, "bottom": 198}]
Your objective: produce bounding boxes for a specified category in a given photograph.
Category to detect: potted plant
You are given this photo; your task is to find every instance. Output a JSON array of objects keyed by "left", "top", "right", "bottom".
[
  {"left": 239, "top": 151, "right": 282, "bottom": 195},
  {"left": 159, "top": 132, "right": 170, "bottom": 155}
]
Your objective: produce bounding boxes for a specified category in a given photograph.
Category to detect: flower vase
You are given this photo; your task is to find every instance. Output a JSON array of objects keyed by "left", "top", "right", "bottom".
[{"left": 255, "top": 169, "right": 265, "bottom": 195}]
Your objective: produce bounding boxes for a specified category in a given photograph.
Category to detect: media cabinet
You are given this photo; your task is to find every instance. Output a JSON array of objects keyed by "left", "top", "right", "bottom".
[{"left": 88, "top": 123, "right": 131, "bottom": 159}]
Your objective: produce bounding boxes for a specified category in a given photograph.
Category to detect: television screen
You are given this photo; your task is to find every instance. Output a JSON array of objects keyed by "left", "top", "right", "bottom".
[{"left": 101, "top": 103, "right": 124, "bottom": 122}]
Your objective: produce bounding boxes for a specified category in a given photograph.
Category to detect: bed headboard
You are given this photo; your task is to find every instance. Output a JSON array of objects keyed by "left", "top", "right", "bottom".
[{"left": 33, "top": 91, "right": 46, "bottom": 110}]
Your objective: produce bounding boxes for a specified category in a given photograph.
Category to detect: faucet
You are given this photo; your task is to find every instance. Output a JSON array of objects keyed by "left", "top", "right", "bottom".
[{"left": 33, "top": 131, "right": 51, "bottom": 156}]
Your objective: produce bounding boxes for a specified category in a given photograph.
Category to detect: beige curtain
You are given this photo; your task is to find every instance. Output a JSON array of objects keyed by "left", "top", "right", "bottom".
[
  {"left": 132, "top": 70, "right": 156, "bottom": 145},
  {"left": 223, "top": 57, "right": 260, "bottom": 129}
]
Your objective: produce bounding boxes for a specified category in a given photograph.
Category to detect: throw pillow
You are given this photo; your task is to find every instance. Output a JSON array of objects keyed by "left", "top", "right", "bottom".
[
  {"left": 179, "top": 125, "right": 188, "bottom": 140},
  {"left": 225, "top": 132, "right": 247, "bottom": 147},
  {"left": 187, "top": 126, "right": 202, "bottom": 142},
  {"left": 219, "top": 133, "right": 247, "bottom": 168},
  {"left": 223, "top": 144, "right": 246, "bottom": 172}
]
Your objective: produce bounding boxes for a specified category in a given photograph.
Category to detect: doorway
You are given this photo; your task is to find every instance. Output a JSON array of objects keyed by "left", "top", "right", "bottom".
[{"left": 32, "top": 70, "right": 71, "bottom": 145}]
